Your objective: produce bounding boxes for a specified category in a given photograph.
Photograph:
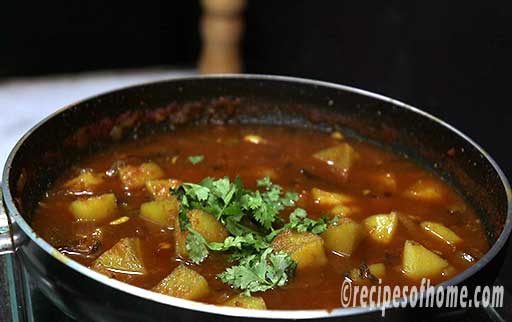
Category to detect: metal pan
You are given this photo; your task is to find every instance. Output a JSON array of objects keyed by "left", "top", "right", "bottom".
[{"left": 1, "top": 75, "right": 510, "bottom": 321}]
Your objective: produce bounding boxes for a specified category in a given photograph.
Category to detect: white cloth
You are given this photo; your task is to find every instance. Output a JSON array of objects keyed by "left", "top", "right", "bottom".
[{"left": 0, "top": 68, "right": 196, "bottom": 178}]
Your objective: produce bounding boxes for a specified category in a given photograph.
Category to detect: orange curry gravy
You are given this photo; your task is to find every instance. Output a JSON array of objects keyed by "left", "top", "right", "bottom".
[{"left": 32, "top": 124, "right": 488, "bottom": 310}]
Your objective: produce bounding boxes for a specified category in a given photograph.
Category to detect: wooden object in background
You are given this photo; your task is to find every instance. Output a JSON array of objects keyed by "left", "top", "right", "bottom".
[{"left": 199, "top": 0, "right": 246, "bottom": 74}]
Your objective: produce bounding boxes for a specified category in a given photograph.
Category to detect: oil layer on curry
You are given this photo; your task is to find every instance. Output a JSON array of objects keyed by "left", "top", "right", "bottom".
[{"left": 33, "top": 124, "right": 488, "bottom": 310}]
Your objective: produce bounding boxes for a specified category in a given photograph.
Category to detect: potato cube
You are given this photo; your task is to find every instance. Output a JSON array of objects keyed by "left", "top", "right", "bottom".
[
  {"left": 271, "top": 230, "right": 327, "bottom": 270},
  {"left": 187, "top": 209, "right": 229, "bottom": 243},
  {"left": 330, "top": 204, "right": 353, "bottom": 217},
  {"left": 118, "top": 162, "right": 164, "bottom": 189},
  {"left": 420, "top": 221, "right": 462, "bottom": 245},
  {"left": 152, "top": 265, "right": 210, "bottom": 300},
  {"left": 91, "top": 238, "right": 146, "bottom": 276},
  {"left": 174, "top": 209, "right": 228, "bottom": 258},
  {"left": 403, "top": 179, "right": 444, "bottom": 202},
  {"left": 65, "top": 172, "right": 104, "bottom": 191},
  {"left": 363, "top": 212, "right": 398, "bottom": 244},
  {"left": 321, "top": 218, "right": 366, "bottom": 256},
  {"left": 311, "top": 188, "right": 352, "bottom": 207},
  {"left": 69, "top": 193, "right": 117, "bottom": 222},
  {"left": 145, "top": 178, "right": 181, "bottom": 200},
  {"left": 347, "top": 263, "right": 386, "bottom": 284},
  {"left": 140, "top": 197, "right": 179, "bottom": 228},
  {"left": 402, "top": 240, "right": 449, "bottom": 279},
  {"left": 368, "top": 263, "right": 386, "bottom": 278},
  {"left": 174, "top": 216, "right": 189, "bottom": 258},
  {"left": 223, "top": 294, "right": 267, "bottom": 309},
  {"left": 313, "top": 143, "right": 359, "bottom": 174}
]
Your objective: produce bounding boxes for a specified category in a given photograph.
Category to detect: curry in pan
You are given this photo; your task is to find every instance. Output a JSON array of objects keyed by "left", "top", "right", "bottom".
[{"left": 32, "top": 124, "right": 487, "bottom": 310}]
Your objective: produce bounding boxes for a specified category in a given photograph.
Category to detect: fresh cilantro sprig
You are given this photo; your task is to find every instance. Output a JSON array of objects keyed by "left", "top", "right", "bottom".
[
  {"left": 285, "top": 208, "right": 332, "bottom": 234},
  {"left": 171, "top": 176, "right": 330, "bottom": 293},
  {"left": 266, "top": 208, "right": 335, "bottom": 241},
  {"left": 186, "top": 231, "right": 271, "bottom": 264},
  {"left": 173, "top": 176, "right": 298, "bottom": 241},
  {"left": 185, "top": 229, "right": 209, "bottom": 263},
  {"left": 218, "top": 248, "right": 296, "bottom": 295}
]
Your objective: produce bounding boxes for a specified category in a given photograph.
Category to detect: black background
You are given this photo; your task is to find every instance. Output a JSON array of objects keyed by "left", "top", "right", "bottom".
[{"left": 1, "top": 1, "right": 510, "bottom": 175}]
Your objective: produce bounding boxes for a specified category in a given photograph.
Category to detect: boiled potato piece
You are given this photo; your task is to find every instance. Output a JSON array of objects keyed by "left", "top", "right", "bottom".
[
  {"left": 223, "top": 294, "right": 267, "bottom": 309},
  {"left": 402, "top": 240, "right": 449, "bottom": 279},
  {"left": 174, "top": 216, "right": 188, "bottom": 258},
  {"left": 403, "top": 179, "right": 444, "bottom": 202},
  {"left": 187, "top": 209, "right": 229, "bottom": 243},
  {"left": 348, "top": 263, "right": 386, "bottom": 284},
  {"left": 420, "top": 221, "right": 462, "bottom": 245},
  {"left": 311, "top": 188, "right": 352, "bottom": 207},
  {"left": 145, "top": 179, "right": 181, "bottom": 200},
  {"left": 152, "top": 265, "right": 210, "bottom": 300},
  {"left": 118, "top": 162, "right": 164, "bottom": 189},
  {"left": 368, "top": 263, "right": 386, "bottom": 278},
  {"left": 330, "top": 204, "right": 353, "bottom": 217},
  {"left": 363, "top": 212, "right": 398, "bottom": 244},
  {"left": 65, "top": 172, "right": 104, "bottom": 191},
  {"left": 321, "top": 218, "right": 366, "bottom": 256},
  {"left": 91, "top": 238, "right": 145, "bottom": 276},
  {"left": 139, "top": 197, "right": 179, "bottom": 228},
  {"left": 69, "top": 193, "right": 117, "bottom": 222},
  {"left": 313, "top": 143, "right": 359, "bottom": 174},
  {"left": 174, "top": 209, "right": 229, "bottom": 258},
  {"left": 271, "top": 230, "right": 327, "bottom": 270}
]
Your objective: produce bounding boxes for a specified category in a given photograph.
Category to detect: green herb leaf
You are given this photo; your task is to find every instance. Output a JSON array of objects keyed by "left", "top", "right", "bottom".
[
  {"left": 185, "top": 229, "right": 209, "bottom": 264},
  {"left": 256, "top": 176, "right": 272, "bottom": 188},
  {"left": 170, "top": 175, "right": 301, "bottom": 291},
  {"left": 208, "top": 233, "right": 269, "bottom": 253},
  {"left": 218, "top": 248, "right": 296, "bottom": 294},
  {"left": 266, "top": 208, "right": 332, "bottom": 241},
  {"left": 188, "top": 155, "right": 204, "bottom": 165}
]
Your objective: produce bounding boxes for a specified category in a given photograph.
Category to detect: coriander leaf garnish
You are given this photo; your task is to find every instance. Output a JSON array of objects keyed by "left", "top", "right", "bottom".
[
  {"left": 170, "top": 176, "right": 324, "bottom": 293},
  {"left": 208, "top": 233, "right": 269, "bottom": 253},
  {"left": 188, "top": 155, "right": 204, "bottom": 165},
  {"left": 173, "top": 176, "right": 298, "bottom": 239},
  {"left": 287, "top": 208, "right": 329, "bottom": 234},
  {"left": 267, "top": 208, "right": 334, "bottom": 241},
  {"left": 186, "top": 229, "right": 209, "bottom": 264},
  {"left": 256, "top": 176, "right": 272, "bottom": 188},
  {"left": 218, "top": 248, "right": 296, "bottom": 295}
]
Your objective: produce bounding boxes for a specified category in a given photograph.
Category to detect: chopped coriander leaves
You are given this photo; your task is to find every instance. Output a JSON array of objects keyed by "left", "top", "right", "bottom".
[
  {"left": 188, "top": 155, "right": 204, "bottom": 165},
  {"left": 170, "top": 176, "right": 329, "bottom": 293},
  {"left": 218, "top": 248, "right": 296, "bottom": 295},
  {"left": 185, "top": 229, "right": 209, "bottom": 264},
  {"left": 287, "top": 208, "right": 330, "bottom": 234},
  {"left": 266, "top": 208, "right": 334, "bottom": 241}
]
